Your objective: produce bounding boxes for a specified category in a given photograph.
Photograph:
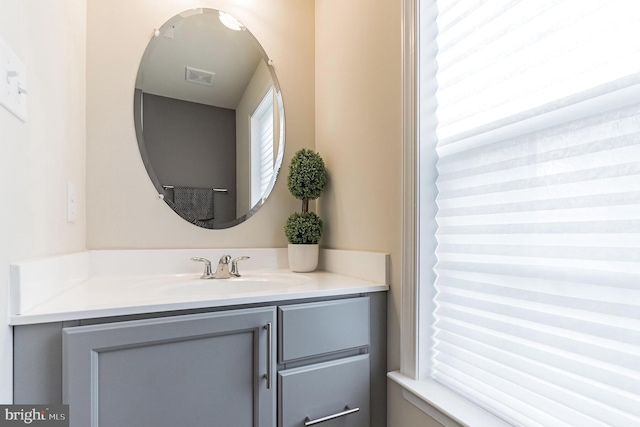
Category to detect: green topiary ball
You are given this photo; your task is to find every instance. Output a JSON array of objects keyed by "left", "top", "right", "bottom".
[
  {"left": 287, "top": 148, "right": 327, "bottom": 201},
  {"left": 285, "top": 212, "right": 323, "bottom": 244}
]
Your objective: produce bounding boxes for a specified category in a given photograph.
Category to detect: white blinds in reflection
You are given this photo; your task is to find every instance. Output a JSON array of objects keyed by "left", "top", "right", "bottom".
[
  {"left": 259, "top": 105, "right": 274, "bottom": 197},
  {"left": 430, "top": 1, "right": 640, "bottom": 426}
]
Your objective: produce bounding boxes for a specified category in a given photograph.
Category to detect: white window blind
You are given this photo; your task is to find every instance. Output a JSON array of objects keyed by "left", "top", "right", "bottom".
[
  {"left": 429, "top": 1, "right": 640, "bottom": 426},
  {"left": 250, "top": 87, "right": 275, "bottom": 207},
  {"left": 259, "top": 103, "right": 274, "bottom": 196}
]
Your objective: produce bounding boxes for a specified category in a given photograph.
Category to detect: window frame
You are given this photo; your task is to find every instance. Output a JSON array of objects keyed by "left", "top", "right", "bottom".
[
  {"left": 399, "top": 0, "right": 438, "bottom": 385},
  {"left": 392, "top": 1, "right": 520, "bottom": 425},
  {"left": 393, "top": 1, "right": 640, "bottom": 426}
]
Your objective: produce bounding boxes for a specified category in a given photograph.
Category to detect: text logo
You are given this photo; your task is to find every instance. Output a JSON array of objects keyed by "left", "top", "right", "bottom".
[{"left": 0, "top": 406, "right": 68, "bottom": 427}]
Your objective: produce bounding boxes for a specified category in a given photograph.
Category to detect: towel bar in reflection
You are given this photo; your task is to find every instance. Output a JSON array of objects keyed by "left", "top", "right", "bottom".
[
  {"left": 158, "top": 185, "right": 228, "bottom": 200},
  {"left": 161, "top": 185, "right": 228, "bottom": 193}
]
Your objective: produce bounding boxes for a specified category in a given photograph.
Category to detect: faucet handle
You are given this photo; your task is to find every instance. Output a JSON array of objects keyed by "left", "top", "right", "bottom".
[
  {"left": 231, "top": 256, "right": 251, "bottom": 277},
  {"left": 191, "top": 257, "right": 213, "bottom": 279}
]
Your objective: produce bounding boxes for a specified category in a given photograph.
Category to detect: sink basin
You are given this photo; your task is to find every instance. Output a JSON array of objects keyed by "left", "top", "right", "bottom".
[{"left": 159, "top": 272, "right": 311, "bottom": 296}]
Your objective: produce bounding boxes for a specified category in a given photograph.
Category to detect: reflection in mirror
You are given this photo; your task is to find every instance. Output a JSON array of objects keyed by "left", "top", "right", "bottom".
[{"left": 134, "top": 8, "right": 284, "bottom": 229}]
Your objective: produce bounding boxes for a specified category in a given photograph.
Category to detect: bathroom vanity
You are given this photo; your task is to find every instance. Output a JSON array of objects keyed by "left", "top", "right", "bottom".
[{"left": 10, "top": 249, "right": 388, "bottom": 427}]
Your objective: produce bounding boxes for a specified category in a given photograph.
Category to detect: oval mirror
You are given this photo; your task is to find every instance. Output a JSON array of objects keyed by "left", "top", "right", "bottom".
[{"left": 134, "top": 8, "right": 285, "bottom": 229}]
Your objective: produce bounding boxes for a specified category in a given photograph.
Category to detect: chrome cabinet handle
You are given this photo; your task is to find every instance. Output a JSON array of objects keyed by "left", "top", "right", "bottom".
[
  {"left": 264, "top": 322, "right": 272, "bottom": 389},
  {"left": 304, "top": 406, "right": 360, "bottom": 426}
]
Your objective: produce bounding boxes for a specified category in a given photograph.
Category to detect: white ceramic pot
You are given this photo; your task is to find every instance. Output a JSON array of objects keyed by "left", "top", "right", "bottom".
[{"left": 287, "top": 244, "right": 319, "bottom": 272}]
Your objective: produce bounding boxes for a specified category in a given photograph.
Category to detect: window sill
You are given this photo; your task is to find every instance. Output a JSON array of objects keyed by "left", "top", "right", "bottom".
[{"left": 387, "top": 371, "right": 513, "bottom": 427}]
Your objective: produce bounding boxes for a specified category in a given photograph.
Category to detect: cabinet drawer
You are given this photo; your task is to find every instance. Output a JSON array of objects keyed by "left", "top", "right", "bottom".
[
  {"left": 279, "top": 355, "right": 370, "bottom": 427},
  {"left": 279, "top": 297, "right": 369, "bottom": 362}
]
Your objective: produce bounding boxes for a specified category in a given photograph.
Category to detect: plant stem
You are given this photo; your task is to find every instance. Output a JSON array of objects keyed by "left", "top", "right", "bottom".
[{"left": 302, "top": 199, "right": 309, "bottom": 213}]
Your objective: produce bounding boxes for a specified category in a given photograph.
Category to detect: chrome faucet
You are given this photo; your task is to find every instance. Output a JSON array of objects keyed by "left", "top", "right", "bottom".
[
  {"left": 191, "top": 255, "right": 250, "bottom": 279},
  {"left": 213, "top": 255, "right": 232, "bottom": 279}
]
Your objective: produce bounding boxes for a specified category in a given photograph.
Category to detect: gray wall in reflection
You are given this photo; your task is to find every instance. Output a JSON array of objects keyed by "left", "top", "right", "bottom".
[{"left": 142, "top": 92, "right": 237, "bottom": 225}]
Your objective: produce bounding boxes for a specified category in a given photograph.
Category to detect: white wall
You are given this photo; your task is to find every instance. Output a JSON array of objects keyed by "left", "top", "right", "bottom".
[
  {"left": 0, "top": 0, "right": 87, "bottom": 403},
  {"left": 86, "top": 0, "right": 314, "bottom": 249}
]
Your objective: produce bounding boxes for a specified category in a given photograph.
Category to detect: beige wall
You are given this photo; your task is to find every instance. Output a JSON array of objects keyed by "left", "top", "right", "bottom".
[
  {"left": 0, "top": 0, "right": 87, "bottom": 402},
  {"left": 86, "top": 0, "right": 313, "bottom": 249},
  {"left": 315, "top": 1, "right": 439, "bottom": 426},
  {"left": 315, "top": 0, "right": 402, "bottom": 367},
  {"left": 388, "top": 382, "right": 445, "bottom": 427}
]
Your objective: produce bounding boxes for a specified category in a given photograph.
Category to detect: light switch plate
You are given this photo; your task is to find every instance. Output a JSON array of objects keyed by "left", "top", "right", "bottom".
[{"left": 0, "top": 37, "right": 28, "bottom": 122}]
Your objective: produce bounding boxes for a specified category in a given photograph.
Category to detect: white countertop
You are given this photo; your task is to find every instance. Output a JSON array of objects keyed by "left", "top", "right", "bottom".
[
  {"left": 9, "top": 249, "right": 389, "bottom": 325},
  {"left": 10, "top": 270, "right": 387, "bottom": 325}
]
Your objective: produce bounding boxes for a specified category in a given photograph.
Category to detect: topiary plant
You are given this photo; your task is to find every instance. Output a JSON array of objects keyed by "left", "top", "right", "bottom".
[
  {"left": 284, "top": 212, "right": 323, "bottom": 244},
  {"left": 287, "top": 148, "right": 327, "bottom": 214},
  {"left": 285, "top": 149, "right": 327, "bottom": 244}
]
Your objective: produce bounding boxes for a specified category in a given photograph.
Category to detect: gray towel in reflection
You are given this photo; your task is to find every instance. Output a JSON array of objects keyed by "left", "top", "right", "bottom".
[{"left": 173, "top": 186, "right": 214, "bottom": 221}]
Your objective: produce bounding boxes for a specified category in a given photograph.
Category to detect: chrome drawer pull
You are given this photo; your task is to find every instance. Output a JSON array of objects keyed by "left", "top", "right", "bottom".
[
  {"left": 304, "top": 406, "right": 360, "bottom": 426},
  {"left": 264, "top": 322, "right": 272, "bottom": 389}
]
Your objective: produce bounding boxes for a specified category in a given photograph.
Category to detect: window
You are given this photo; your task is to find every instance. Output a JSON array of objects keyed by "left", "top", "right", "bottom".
[
  {"left": 394, "top": 1, "right": 640, "bottom": 426},
  {"left": 250, "top": 87, "right": 276, "bottom": 207}
]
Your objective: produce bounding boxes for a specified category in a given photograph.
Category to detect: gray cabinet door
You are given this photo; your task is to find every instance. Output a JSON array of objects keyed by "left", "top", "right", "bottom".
[{"left": 63, "top": 308, "right": 276, "bottom": 427}]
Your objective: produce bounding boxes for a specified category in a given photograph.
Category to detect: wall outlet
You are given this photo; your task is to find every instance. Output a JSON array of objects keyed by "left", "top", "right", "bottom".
[{"left": 67, "top": 182, "right": 77, "bottom": 223}]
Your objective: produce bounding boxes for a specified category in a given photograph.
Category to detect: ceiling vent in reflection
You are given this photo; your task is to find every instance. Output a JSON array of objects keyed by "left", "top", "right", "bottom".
[{"left": 185, "top": 67, "right": 215, "bottom": 86}]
